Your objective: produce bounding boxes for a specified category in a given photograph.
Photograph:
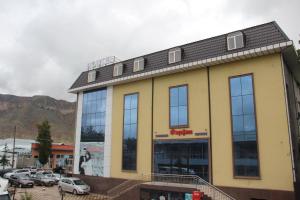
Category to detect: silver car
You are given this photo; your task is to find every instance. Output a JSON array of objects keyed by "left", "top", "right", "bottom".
[
  {"left": 3, "top": 169, "right": 30, "bottom": 179},
  {"left": 44, "top": 173, "right": 64, "bottom": 184},
  {"left": 58, "top": 177, "right": 90, "bottom": 195}
]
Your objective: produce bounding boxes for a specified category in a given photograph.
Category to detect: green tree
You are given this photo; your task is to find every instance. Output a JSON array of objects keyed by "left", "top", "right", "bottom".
[
  {"left": 36, "top": 120, "right": 53, "bottom": 166},
  {"left": 0, "top": 154, "right": 10, "bottom": 169}
]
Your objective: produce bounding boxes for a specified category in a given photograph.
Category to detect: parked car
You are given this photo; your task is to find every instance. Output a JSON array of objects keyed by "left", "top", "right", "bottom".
[
  {"left": 44, "top": 173, "right": 64, "bottom": 184},
  {"left": 0, "top": 192, "right": 11, "bottom": 200},
  {"left": 36, "top": 170, "right": 53, "bottom": 176},
  {"left": 0, "top": 178, "right": 11, "bottom": 200},
  {"left": 58, "top": 177, "right": 90, "bottom": 195},
  {"left": 9, "top": 174, "right": 34, "bottom": 188},
  {"left": 3, "top": 169, "right": 30, "bottom": 179},
  {"left": 32, "top": 174, "right": 55, "bottom": 187},
  {"left": 23, "top": 167, "right": 38, "bottom": 174},
  {"left": 0, "top": 177, "right": 9, "bottom": 192},
  {"left": 0, "top": 169, "right": 14, "bottom": 178}
]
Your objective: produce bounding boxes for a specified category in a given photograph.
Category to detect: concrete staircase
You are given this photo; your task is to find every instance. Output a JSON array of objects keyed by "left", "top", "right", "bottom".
[
  {"left": 106, "top": 179, "right": 142, "bottom": 199},
  {"left": 141, "top": 174, "right": 236, "bottom": 200}
]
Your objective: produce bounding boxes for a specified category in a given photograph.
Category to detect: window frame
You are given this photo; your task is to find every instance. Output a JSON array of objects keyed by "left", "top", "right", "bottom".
[
  {"left": 168, "top": 48, "right": 182, "bottom": 64},
  {"left": 133, "top": 57, "right": 145, "bottom": 72},
  {"left": 227, "top": 31, "right": 244, "bottom": 51},
  {"left": 121, "top": 92, "right": 139, "bottom": 172},
  {"left": 228, "top": 73, "right": 261, "bottom": 179},
  {"left": 169, "top": 84, "right": 189, "bottom": 129},
  {"left": 113, "top": 63, "right": 123, "bottom": 77},
  {"left": 87, "top": 70, "right": 97, "bottom": 83}
]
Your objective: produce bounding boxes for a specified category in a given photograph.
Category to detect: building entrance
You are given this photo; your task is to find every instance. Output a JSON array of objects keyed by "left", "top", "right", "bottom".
[{"left": 154, "top": 140, "right": 209, "bottom": 181}]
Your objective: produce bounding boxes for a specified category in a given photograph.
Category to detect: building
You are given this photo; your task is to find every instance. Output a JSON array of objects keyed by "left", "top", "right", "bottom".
[
  {"left": 31, "top": 143, "right": 74, "bottom": 172},
  {"left": 69, "top": 22, "right": 300, "bottom": 200}
]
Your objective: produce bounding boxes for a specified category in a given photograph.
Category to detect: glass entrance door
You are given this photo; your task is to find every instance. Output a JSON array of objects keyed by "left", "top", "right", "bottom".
[{"left": 154, "top": 139, "right": 209, "bottom": 181}]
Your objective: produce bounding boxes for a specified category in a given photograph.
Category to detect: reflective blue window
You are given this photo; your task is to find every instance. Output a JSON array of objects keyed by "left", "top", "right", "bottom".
[
  {"left": 81, "top": 89, "right": 106, "bottom": 142},
  {"left": 230, "top": 75, "right": 259, "bottom": 177},
  {"left": 170, "top": 85, "right": 188, "bottom": 127},
  {"left": 122, "top": 93, "right": 138, "bottom": 170}
]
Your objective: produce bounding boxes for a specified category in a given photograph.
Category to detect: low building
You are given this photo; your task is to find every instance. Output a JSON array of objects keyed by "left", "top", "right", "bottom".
[
  {"left": 31, "top": 143, "right": 74, "bottom": 172},
  {"left": 69, "top": 22, "right": 300, "bottom": 200}
]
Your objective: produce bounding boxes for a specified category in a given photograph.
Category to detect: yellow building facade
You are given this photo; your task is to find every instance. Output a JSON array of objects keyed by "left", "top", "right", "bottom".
[
  {"left": 71, "top": 22, "right": 300, "bottom": 200},
  {"left": 110, "top": 54, "right": 294, "bottom": 190}
]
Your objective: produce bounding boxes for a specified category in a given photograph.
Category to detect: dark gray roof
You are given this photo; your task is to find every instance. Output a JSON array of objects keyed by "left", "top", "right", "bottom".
[{"left": 70, "top": 21, "right": 289, "bottom": 90}]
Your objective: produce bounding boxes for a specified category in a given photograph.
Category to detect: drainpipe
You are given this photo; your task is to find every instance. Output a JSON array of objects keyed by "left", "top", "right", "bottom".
[
  {"left": 151, "top": 77, "right": 154, "bottom": 179},
  {"left": 207, "top": 66, "right": 213, "bottom": 184}
]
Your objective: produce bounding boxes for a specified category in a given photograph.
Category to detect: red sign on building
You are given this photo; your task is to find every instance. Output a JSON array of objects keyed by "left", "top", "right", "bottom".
[{"left": 170, "top": 129, "right": 193, "bottom": 136}]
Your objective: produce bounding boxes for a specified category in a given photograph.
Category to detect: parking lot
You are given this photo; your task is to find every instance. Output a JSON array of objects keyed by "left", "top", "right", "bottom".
[{"left": 12, "top": 185, "right": 109, "bottom": 200}]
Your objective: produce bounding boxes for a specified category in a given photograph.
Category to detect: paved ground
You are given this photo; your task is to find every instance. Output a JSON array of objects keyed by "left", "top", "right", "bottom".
[{"left": 11, "top": 185, "right": 109, "bottom": 200}]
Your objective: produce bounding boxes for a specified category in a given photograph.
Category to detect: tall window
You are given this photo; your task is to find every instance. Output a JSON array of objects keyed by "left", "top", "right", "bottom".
[
  {"left": 122, "top": 93, "right": 138, "bottom": 170},
  {"left": 229, "top": 74, "right": 259, "bottom": 177},
  {"left": 170, "top": 85, "right": 188, "bottom": 128},
  {"left": 81, "top": 89, "right": 106, "bottom": 142}
]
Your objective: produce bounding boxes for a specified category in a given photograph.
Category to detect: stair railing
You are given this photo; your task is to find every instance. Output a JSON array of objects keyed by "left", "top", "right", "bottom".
[{"left": 140, "top": 173, "right": 235, "bottom": 200}]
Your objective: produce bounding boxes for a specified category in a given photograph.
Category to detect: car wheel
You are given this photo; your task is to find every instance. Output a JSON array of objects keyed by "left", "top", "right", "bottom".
[{"left": 73, "top": 189, "right": 77, "bottom": 195}]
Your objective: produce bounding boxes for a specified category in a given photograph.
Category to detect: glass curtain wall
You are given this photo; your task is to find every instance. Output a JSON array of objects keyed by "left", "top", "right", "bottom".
[{"left": 81, "top": 89, "right": 107, "bottom": 142}]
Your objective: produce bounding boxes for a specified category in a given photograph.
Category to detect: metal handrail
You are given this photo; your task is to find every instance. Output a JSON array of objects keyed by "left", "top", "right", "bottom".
[{"left": 141, "top": 173, "right": 235, "bottom": 200}]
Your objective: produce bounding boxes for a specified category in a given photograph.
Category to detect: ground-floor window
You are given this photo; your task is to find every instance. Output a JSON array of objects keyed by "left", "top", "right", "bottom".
[{"left": 154, "top": 139, "right": 209, "bottom": 182}]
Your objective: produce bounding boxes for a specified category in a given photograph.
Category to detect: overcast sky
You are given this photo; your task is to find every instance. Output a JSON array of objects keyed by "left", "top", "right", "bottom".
[{"left": 0, "top": 0, "right": 299, "bottom": 102}]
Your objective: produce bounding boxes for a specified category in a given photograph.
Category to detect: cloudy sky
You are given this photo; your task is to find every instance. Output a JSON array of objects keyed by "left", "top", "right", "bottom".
[{"left": 0, "top": 0, "right": 299, "bottom": 101}]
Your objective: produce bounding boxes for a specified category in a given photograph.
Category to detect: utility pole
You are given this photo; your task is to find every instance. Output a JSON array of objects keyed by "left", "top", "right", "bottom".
[{"left": 12, "top": 125, "right": 16, "bottom": 168}]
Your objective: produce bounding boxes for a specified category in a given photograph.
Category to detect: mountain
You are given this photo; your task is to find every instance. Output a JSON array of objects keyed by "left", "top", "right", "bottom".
[{"left": 0, "top": 94, "right": 76, "bottom": 143}]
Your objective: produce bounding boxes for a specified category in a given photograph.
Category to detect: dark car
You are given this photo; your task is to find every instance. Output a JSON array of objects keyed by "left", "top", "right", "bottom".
[
  {"left": 9, "top": 175, "right": 34, "bottom": 188},
  {"left": 31, "top": 174, "right": 55, "bottom": 187}
]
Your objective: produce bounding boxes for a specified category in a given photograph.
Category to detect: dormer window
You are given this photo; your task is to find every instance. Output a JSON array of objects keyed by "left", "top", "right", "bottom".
[
  {"left": 168, "top": 48, "right": 182, "bottom": 64},
  {"left": 113, "top": 63, "right": 123, "bottom": 77},
  {"left": 133, "top": 57, "right": 145, "bottom": 72},
  {"left": 227, "top": 31, "right": 244, "bottom": 51},
  {"left": 87, "top": 70, "right": 97, "bottom": 83}
]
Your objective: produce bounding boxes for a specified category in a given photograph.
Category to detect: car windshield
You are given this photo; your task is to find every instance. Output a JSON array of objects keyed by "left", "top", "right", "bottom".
[
  {"left": 73, "top": 180, "right": 85, "bottom": 185},
  {"left": 0, "top": 194, "right": 11, "bottom": 200}
]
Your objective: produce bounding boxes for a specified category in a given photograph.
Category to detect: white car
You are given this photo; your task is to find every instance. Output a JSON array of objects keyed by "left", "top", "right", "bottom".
[
  {"left": 58, "top": 177, "right": 90, "bottom": 195},
  {"left": 3, "top": 169, "right": 30, "bottom": 179},
  {"left": 0, "top": 177, "right": 10, "bottom": 200}
]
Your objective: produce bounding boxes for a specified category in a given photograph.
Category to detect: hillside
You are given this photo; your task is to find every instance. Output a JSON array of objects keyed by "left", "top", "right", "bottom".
[{"left": 0, "top": 94, "right": 76, "bottom": 143}]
